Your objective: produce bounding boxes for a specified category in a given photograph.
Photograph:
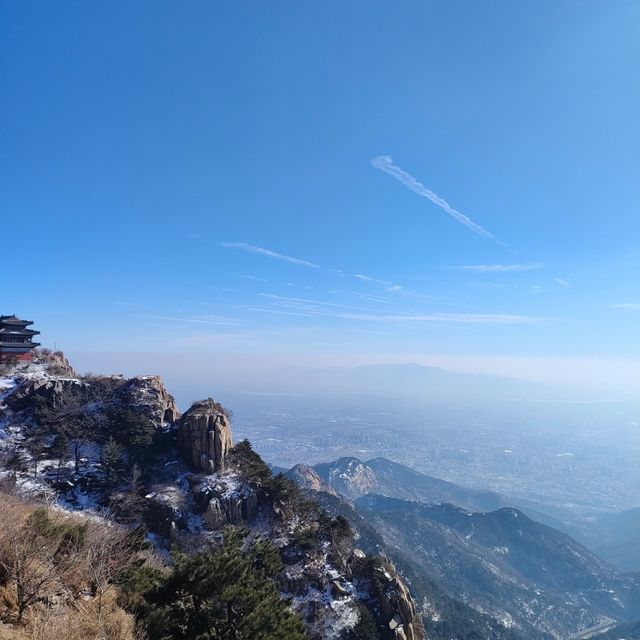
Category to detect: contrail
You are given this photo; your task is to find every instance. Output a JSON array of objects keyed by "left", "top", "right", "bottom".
[
  {"left": 220, "top": 242, "right": 320, "bottom": 268},
  {"left": 371, "top": 155, "right": 497, "bottom": 241},
  {"left": 453, "top": 263, "right": 543, "bottom": 273}
]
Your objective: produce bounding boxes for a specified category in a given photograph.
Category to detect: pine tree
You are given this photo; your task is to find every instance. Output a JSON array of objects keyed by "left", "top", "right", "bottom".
[
  {"left": 101, "top": 437, "right": 124, "bottom": 487},
  {"left": 343, "top": 605, "right": 382, "bottom": 640},
  {"left": 126, "top": 528, "right": 308, "bottom": 640},
  {"left": 50, "top": 431, "right": 70, "bottom": 482}
]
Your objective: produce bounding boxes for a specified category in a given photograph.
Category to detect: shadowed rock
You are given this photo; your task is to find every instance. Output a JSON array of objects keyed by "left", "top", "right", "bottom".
[{"left": 177, "top": 398, "right": 233, "bottom": 473}]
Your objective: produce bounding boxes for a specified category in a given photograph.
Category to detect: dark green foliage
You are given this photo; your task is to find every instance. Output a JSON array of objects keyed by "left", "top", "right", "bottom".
[
  {"left": 102, "top": 437, "right": 125, "bottom": 486},
  {"left": 49, "top": 430, "right": 69, "bottom": 461},
  {"left": 291, "top": 525, "right": 317, "bottom": 549},
  {"left": 359, "top": 556, "right": 387, "bottom": 600},
  {"left": 49, "top": 431, "right": 69, "bottom": 481},
  {"left": 1, "top": 445, "right": 28, "bottom": 480},
  {"left": 25, "top": 424, "right": 48, "bottom": 478},
  {"left": 342, "top": 605, "right": 382, "bottom": 640},
  {"left": 125, "top": 525, "right": 151, "bottom": 553},
  {"left": 29, "top": 506, "right": 87, "bottom": 550},
  {"left": 247, "top": 536, "right": 284, "bottom": 578},
  {"left": 125, "top": 527, "right": 308, "bottom": 640},
  {"left": 228, "top": 439, "right": 273, "bottom": 487},
  {"left": 118, "top": 563, "right": 164, "bottom": 611},
  {"left": 110, "top": 409, "right": 156, "bottom": 465},
  {"left": 263, "top": 472, "right": 301, "bottom": 502},
  {"left": 330, "top": 515, "right": 353, "bottom": 541}
]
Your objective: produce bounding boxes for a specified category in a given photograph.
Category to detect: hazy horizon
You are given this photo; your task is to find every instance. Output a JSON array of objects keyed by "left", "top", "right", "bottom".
[{"left": 4, "top": 1, "right": 640, "bottom": 400}]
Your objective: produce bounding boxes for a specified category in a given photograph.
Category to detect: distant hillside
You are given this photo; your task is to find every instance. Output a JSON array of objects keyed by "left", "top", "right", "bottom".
[
  {"left": 313, "top": 456, "right": 572, "bottom": 533},
  {"left": 588, "top": 508, "right": 640, "bottom": 573},
  {"left": 356, "top": 495, "right": 640, "bottom": 639},
  {"left": 246, "top": 363, "right": 546, "bottom": 402},
  {"left": 313, "top": 489, "right": 526, "bottom": 640}
]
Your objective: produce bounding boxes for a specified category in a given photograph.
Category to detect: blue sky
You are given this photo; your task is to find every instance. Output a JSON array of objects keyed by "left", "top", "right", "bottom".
[{"left": 2, "top": 1, "right": 640, "bottom": 393}]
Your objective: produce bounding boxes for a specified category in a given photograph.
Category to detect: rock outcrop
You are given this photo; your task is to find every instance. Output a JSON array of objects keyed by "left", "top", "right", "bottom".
[
  {"left": 6, "top": 375, "right": 89, "bottom": 411},
  {"left": 194, "top": 476, "right": 258, "bottom": 531},
  {"left": 177, "top": 398, "right": 232, "bottom": 473},
  {"left": 110, "top": 375, "right": 179, "bottom": 427},
  {"left": 285, "top": 463, "right": 337, "bottom": 495},
  {"left": 314, "top": 457, "right": 378, "bottom": 498},
  {"left": 375, "top": 561, "right": 424, "bottom": 640},
  {"left": 6, "top": 372, "right": 179, "bottom": 429}
]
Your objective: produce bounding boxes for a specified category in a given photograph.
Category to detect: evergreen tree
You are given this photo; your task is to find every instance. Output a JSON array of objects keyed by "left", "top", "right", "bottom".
[
  {"left": 50, "top": 431, "right": 70, "bottom": 482},
  {"left": 101, "top": 437, "right": 125, "bottom": 486},
  {"left": 125, "top": 528, "right": 308, "bottom": 640},
  {"left": 2, "top": 444, "right": 28, "bottom": 481},
  {"left": 111, "top": 409, "right": 156, "bottom": 465},
  {"left": 343, "top": 605, "right": 382, "bottom": 640}
]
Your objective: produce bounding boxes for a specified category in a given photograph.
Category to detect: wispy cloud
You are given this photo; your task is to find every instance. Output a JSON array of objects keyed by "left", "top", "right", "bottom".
[
  {"left": 260, "top": 293, "right": 543, "bottom": 325},
  {"left": 453, "top": 263, "right": 544, "bottom": 273},
  {"left": 609, "top": 303, "right": 640, "bottom": 310},
  {"left": 113, "top": 301, "right": 142, "bottom": 307},
  {"left": 231, "top": 273, "right": 268, "bottom": 282},
  {"left": 353, "top": 273, "right": 403, "bottom": 292},
  {"left": 354, "top": 273, "right": 391, "bottom": 285},
  {"left": 555, "top": 278, "right": 570, "bottom": 288},
  {"left": 337, "top": 312, "right": 542, "bottom": 325},
  {"left": 144, "top": 314, "right": 236, "bottom": 325},
  {"left": 371, "top": 155, "right": 497, "bottom": 241},
  {"left": 221, "top": 242, "right": 319, "bottom": 268}
]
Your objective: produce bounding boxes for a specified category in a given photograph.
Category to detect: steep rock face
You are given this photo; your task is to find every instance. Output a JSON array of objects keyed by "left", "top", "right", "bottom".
[
  {"left": 7, "top": 375, "right": 89, "bottom": 411},
  {"left": 285, "top": 464, "right": 337, "bottom": 495},
  {"left": 177, "top": 398, "right": 232, "bottom": 473},
  {"left": 110, "top": 375, "right": 179, "bottom": 426},
  {"left": 6, "top": 372, "right": 179, "bottom": 429},
  {"left": 36, "top": 351, "right": 77, "bottom": 377},
  {"left": 374, "top": 561, "right": 424, "bottom": 640},
  {"left": 192, "top": 475, "right": 258, "bottom": 528},
  {"left": 314, "top": 457, "right": 378, "bottom": 498}
]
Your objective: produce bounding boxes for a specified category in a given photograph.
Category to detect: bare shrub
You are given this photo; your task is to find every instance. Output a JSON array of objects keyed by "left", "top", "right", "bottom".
[
  {"left": 83, "top": 524, "right": 137, "bottom": 615},
  {"left": 0, "top": 497, "right": 86, "bottom": 623},
  {"left": 26, "top": 591, "right": 143, "bottom": 640}
]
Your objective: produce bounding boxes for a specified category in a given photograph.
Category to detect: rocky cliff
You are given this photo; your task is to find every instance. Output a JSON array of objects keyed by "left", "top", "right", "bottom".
[
  {"left": 0, "top": 354, "right": 425, "bottom": 640},
  {"left": 5, "top": 367, "right": 179, "bottom": 430},
  {"left": 176, "top": 398, "right": 232, "bottom": 473},
  {"left": 285, "top": 463, "right": 338, "bottom": 495}
]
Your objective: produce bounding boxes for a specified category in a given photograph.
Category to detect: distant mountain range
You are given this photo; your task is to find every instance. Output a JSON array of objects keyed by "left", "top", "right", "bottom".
[
  {"left": 311, "top": 455, "right": 572, "bottom": 532},
  {"left": 243, "top": 363, "right": 548, "bottom": 402},
  {"left": 357, "top": 494, "right": 634, "bottom": 639},
  {"left": 286, "top": 456, "right": 640, "bottom": 639}
]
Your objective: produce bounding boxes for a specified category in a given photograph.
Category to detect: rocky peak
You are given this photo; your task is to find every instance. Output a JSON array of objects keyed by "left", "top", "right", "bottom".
[
  {"left": 315, "top": 457, "right": 379, "bottom": 499},
  {"left": 5, "top": 370, "right": 179, "bottom": 430},
  {"left": 285, "top": 464, "right": 337, "bottom": 495},
  {"left": 177, "top": 398, "right": 233, "bottom": 474},
  {"left": 110, "top": 375, "right": 179, "bottom": 427}
]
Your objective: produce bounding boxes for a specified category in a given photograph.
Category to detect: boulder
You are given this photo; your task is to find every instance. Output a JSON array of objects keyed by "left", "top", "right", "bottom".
[{"left": 177, "top": 398, "right": 232, "bottom": 473}]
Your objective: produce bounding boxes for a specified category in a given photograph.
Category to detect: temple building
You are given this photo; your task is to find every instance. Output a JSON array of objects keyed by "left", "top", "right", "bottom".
[{"left": 0, "top": 315, "right": 41, "bottom": 361}]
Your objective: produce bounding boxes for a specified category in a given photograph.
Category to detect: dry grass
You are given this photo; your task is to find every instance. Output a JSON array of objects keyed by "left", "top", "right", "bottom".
[
  {"left": 26, "top": 592, "right": 142, "bottom": 640},
  {"left": 0, "top": 491, "right": 145, "bottom": 640}
]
